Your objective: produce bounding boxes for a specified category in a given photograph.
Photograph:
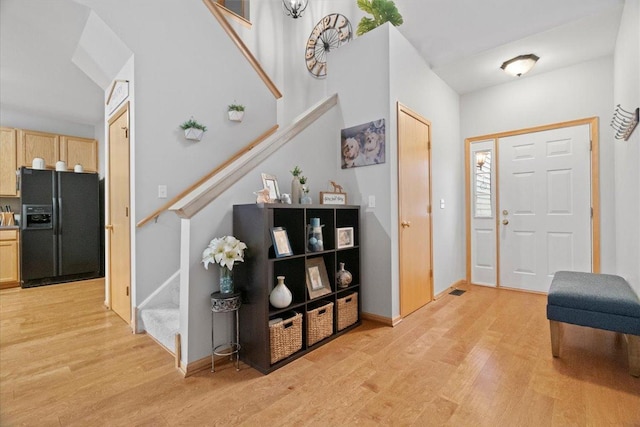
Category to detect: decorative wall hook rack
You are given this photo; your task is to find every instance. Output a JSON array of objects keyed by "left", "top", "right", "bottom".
[{"left": 610, "top": 104, "right": 639, "bottom": 141}]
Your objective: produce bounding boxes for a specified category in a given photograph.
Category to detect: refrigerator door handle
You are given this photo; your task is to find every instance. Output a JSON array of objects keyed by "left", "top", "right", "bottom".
[{"left": 52, "top": 196, "right": 59, "bottom": 276}]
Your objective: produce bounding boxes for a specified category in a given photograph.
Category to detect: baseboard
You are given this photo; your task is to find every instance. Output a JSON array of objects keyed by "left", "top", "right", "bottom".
[
  {"left": 361, "top": 312, "right": 402, "bottom": 327},
  {"left": 181, "top": 353, "right": 235, "bottom": 377}
]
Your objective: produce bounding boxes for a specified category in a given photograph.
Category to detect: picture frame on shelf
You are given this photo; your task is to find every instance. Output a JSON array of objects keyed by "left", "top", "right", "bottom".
[
  {"left": 305, "top": 257, "right": 332, "bottom": 299},
  {"left": 336, "top": 227, "right": 354, "bottom": 249},
  {"left": 261, "top": 173, "right": 280, "bottom": 202},
  {"left": 271, "top": 227, "right": 293, "bottom": 258},
  {"left": 320, "top": 191, "right": 347, "bottom": 205}
]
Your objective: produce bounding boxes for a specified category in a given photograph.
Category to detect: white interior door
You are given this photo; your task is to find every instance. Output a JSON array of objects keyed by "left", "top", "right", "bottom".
[{"left": 498, "top": 124, "right": 591, "bottom": 292}]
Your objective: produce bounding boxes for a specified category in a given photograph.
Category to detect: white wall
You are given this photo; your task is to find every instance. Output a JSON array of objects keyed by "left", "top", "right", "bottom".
[
  {"left": 461, "top": 56, "right": 617, "bottom": 274},
  {"left": 613, "top": 0, "right": 640, "bottom": 295},
  {"left": 86, "top": 0, "right": 278, "bottom": 307},
  {"left": 328, "top": 24, "right": 463, "bottom": 320}
]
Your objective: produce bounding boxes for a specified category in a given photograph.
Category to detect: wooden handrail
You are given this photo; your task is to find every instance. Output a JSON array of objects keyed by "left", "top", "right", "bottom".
[
  {"left": 169, "top": 94, "right": 338, "bottom": 220},
  {"left": 136, "top": 124, "right": 279, "bottom": 227},
  {"left": 203, "top": 0, "right": 282, "bottom": 99}
]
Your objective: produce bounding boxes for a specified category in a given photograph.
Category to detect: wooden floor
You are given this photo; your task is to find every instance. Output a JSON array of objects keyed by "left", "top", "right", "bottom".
[{"left": 1, "top": 280, "right": 639, "bottom": 426}]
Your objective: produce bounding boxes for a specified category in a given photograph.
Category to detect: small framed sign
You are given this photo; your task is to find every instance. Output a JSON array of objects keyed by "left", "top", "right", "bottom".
[
  {"left": 320, "top": 192, "right": 347, "bottom": 205},
  {"left": 270, "top": 227, "right": 293, "bottom": 258}
]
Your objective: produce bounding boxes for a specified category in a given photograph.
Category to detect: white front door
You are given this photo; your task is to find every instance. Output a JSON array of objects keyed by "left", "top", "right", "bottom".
[{"left": 498, "top": 124, "right": 591, "bottom": 292}]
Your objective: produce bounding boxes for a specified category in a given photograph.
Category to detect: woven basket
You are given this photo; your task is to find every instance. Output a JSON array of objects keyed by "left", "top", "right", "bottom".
[
  {"left": 269, "top": 312, "right": 303, "bottom": 364},
  {"left": 337, "top": 292, "right": 358, "bottom": 331},
  {"left": 306, "top": 302, "right": 334, "bottom": 346}
]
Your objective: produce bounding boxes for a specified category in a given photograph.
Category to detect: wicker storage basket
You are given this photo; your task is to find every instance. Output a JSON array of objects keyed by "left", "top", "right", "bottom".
[
  {"left": 337, "top": 292, "right": 358, "bottom": 331},
  {"left": 269, "top": 312, "right": 303, "bottom": 364},
  {"left": 306, "top": 302, "right": 334, "bottom": 346}
]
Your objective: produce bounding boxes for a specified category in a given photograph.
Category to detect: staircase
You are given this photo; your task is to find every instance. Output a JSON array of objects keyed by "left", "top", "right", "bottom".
[{"left": 137, "top": 271, "right": 180, "bottom": 353}]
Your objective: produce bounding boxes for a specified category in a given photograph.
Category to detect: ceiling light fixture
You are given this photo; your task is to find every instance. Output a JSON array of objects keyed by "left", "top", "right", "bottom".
[
  {"left": 283, "top": 0, "right": 308, "bottom": 19},
  {"left": 500, "top": 54, "right": 539, "bottom": 77}
]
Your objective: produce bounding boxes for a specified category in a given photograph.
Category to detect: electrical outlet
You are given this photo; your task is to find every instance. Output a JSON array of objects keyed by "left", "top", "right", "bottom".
[
  {"left": 440, "top": 199, "right": 445, "bottom": 209},
  {"left": 158, "top": 185, "right": 167, "bottom": 199}
]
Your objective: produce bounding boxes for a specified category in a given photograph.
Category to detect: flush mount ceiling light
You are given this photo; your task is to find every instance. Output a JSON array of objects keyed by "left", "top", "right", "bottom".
[
  {"left": 283, "top": 0, "right": 308, "bottom": 19},
  {"left": 500, "top": 54, "right": 539, "bottom": 77}
]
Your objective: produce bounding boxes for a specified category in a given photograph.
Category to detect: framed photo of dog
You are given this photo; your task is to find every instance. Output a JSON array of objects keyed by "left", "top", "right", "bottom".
[{"left": 341, "top": 119, "right": 385, "bottom": 169}]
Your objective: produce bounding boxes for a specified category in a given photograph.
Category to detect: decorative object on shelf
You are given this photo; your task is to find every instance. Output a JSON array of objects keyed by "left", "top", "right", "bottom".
[
  {"left": 180, "top": 117, "right": 207, "bottom": 141},
  {"left": 341, "top": 119, "right": 385, "bottom": 168},
  {"left": 305, "top": 257, "right": 332, "bottom": 299},
  {"left": 336, "top": 227, "right": 354, "bottom": 249},
  {"left": 299, "top": 175, "right": 312, "bottom": 204},
  {"left": 283, "top": 0, "right": 308, "bottom": 18},
  {"left": 261, "top": 173, "right": 280, "bottom": 202},
  {"left": 290, "top": 166, "right": 303, "bottom": 204},
  {"left": 254, "top": 188, "right": 271, "bottom": 204},
  {"left": 610, "top": 104, "right": 639, "bottom": 141},
  {"left": 202, "top": 235, "right": 247, "bottom": 294},
  {"left": 228, "top": 103, "right": 245, "bottom": 122},
  {"left": 307, "top": 217, "right": 324, "bottom": 252},
  {"left": 55, "top": 161, "right": 67, "bottom": 171},
  {"left": 500, "top": 54, "right": 539, "bottom": 77},
  {"left": 356, "top": 0, "right": 403, "bottom": 36},
  {"left": 280, "top": 193, "right": 292, "bottom": 204},
  {"left": 305, "top": 13, "right": 353, "bottom": 78},
  {"left": 320, "top": 191, "right": 347, "bottom": 205},
  {"left": 74, "top": 164, "right": 84, "bottom": 173},
  {"left": 271, "top": 227, "right": 293, "bottom": 258},
  {"left": 270, "top": 276, "right": 293, "bottom": 308},
  {"left": 336, "top": 262, "right": 353, "bottom": 288}
]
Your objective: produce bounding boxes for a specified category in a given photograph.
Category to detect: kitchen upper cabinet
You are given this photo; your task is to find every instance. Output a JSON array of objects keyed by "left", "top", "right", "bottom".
[
  {"left": 17, "top": 129, "right": 98, "bottom": 172},
  {"left": 18, "top": 129, "right": 60, "bottom": 169},
  {"left": 0, "top": 127, "right": 18, "bottom": 197},
  {"left": 60, "top": 136, "right": 98, "bottom": 172}
]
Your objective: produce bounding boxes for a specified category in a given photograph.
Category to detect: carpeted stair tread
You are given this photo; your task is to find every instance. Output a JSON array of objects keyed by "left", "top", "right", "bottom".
[{"left": 140, "top": 303, "right": 179, "bottom": 353}]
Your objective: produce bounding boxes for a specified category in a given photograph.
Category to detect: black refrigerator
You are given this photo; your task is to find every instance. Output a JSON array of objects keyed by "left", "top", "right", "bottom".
[{"left": 20, "top": 167, "right": 101, "bottom": 288}]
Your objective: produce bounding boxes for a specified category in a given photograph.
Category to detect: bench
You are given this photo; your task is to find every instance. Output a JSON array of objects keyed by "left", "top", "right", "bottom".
[{"left": 546, "top": 271, "right": 640, "bottom": 377}]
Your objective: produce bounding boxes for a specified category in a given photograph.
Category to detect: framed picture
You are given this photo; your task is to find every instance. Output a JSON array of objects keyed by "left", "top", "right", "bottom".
[
  {"left": 261, "top": 173, "right": 280, "bottom": 202},
  {"left": 320, "top": 192, "right": 347, "bottom": 205},
  {"left": 336, "top": 227, "right": 354, "bottom": 249},
  {"left": 306, "top": 257, "right": 332, "bottom": 299},
  {"left": 271, "top": 227, "right": 293, "bottom": 258},
  {"left": 341, "top": 118, "right": 386, "bottom": 169}
]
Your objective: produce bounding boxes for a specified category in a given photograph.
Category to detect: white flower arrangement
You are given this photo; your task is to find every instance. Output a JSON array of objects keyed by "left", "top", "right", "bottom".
[{"left": 202, "top": 235, "right": 247, "bottom": 270}]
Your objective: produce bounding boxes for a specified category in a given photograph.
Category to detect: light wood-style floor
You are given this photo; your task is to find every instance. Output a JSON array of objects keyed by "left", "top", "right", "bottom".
[{"left": 1, "top": 279, "right": 639, "bottom": 426}]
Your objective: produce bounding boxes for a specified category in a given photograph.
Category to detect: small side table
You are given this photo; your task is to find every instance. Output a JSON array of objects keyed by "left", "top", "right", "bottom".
[{"left": 210, "top": 291, "right": 241, "bottom": 372}]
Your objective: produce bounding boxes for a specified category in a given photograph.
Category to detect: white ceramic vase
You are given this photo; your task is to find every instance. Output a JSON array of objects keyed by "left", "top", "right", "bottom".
[{"left": 270, "top": 276, "right": 292, "bottom": 308}]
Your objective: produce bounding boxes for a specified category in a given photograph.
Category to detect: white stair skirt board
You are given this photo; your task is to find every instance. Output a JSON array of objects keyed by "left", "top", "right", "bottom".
[{"left": 139, "top": 303, "right": 179, "bottom": 353}]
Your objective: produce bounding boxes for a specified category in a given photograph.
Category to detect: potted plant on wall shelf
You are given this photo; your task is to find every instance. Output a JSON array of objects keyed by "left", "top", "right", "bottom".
[
  {"left": 356, "top": 0, "right": 403, "bottom": 36},
  {"left": 180, "top": 118, "right": 207, "bottom": 141},
  {"left": 228, "top": 103, "right": 245, "bottom": 122}
]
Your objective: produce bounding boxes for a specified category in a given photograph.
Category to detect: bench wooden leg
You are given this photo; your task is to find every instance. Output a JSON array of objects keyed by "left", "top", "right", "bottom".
[
  {"left": 625, "top": 334, "right": 639, "bottom": 377},
  {"left": 549, "top": 320, "right": 563, "bottom": 357}
]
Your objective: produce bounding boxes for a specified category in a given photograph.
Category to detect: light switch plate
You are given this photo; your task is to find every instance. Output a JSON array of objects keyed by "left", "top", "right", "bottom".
[
  {"left": 158, "top": 185, "right": 167, "bottom": 199},
  {"left": 368, "top": 195, "right": 376, "bottom": 208}
]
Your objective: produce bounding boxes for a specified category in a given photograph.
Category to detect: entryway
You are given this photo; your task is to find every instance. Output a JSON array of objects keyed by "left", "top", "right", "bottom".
[{"left": 466, "top": 118, "right": 600, "bottom": 292}]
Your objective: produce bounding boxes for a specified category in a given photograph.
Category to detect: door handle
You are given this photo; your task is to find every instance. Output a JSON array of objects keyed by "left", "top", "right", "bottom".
[
  {"left": 401, "top": 221, "right": 411, "bottom": 228},
  {"left": 105, "top": 224, "right": 114, "bottom": 231},
  {"left": 502, "top": 219, "right": 509, "bottom": 225}
]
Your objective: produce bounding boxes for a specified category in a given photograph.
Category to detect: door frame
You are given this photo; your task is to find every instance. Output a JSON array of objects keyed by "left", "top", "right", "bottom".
[
  {"left": 397, "top": 102, "right": 434, "bottom": 316},
  {"left": 465, "top": 117, "right": 600, "bottom": 287},
  {"left": 106, "top": 101, "right": 132, "bottom": 326}
]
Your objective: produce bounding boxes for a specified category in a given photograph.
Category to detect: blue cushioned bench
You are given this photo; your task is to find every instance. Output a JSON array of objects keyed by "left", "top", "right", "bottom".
[{"left": 547, "top": 271, "right": 640, "bottom": 377}]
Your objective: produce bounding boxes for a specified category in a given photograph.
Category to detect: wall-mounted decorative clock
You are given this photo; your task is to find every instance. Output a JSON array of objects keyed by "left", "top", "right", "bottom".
[{"left": 305, "top": 13, "right": 352, "bottom": 78}]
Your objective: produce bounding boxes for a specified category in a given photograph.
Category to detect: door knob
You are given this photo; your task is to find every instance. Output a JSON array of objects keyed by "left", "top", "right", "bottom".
[
  {"left": 502, "top": 219, "right": 509, "bottom": 225},
  {"left": 503, "top": 210, "right": 509, "bottom": 216},
  {"left": 401, "top": 221, "right": 411, "bottom": 228},
  {"left": 105, "top": 224, "right": 114, "bottom": 231}
]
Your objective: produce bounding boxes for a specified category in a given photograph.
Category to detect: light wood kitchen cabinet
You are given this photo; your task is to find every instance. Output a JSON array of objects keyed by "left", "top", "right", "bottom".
[
  {"left": 0, "top": 229, "right": 20, "bottom": 288},
  {"left": 18, "top": 129, "right": 59, "bottom": 169},
  {"left": 60, "top": 135, "right": 98, "bottom": 172},
  {"left": 0, "top": 127, "right": 18, "bottom": 197},
  {"left": 17, "top": 129, "right": 98, "bottom": 172}
]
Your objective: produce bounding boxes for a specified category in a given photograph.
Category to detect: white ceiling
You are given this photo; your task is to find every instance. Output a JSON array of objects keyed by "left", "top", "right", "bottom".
[{"left": 0, "top": 0, "right": 625, "bottom": 126}]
